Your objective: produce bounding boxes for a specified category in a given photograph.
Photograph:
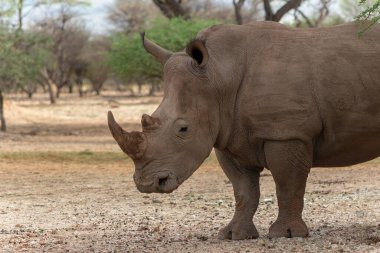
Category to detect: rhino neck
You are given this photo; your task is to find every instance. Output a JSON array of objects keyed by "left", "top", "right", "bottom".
[
  {"left": 202, "top": 29, "right": 249, "bottom": 150},
  {"left": 213, "top": 69, "right": 246, "bottom": 151}
]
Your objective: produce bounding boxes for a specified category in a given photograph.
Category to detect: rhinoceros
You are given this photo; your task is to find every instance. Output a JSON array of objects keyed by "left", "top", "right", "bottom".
[{"left": 108, "top": 21, "right": 380, "bottom": 239}]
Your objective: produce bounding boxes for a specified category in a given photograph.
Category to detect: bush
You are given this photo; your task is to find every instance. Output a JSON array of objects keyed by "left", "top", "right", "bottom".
[{"left": 108, "top": 18, "right": 219, "bottom": 86}]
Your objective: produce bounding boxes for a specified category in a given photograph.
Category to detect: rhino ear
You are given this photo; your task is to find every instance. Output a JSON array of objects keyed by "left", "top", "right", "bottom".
[
  {"left": 141, "top": 32, "right": 173, "bottom": 65},
  {"left": 186, "top": 39, "right": 209, "bottom": 67}
]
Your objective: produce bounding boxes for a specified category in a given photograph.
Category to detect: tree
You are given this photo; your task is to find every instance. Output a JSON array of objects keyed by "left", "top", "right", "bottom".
[
  {"left": 36, "top": 4, "right": 90, "bottom": 98},
  {"left": 108, "top": 18, "right": 219, "bottom": 95},
  {"left": 82, "top": 37, "right": 111, "bottom": 95},
  {"left": 290, "top": 0, "right": 343, "bottom": 28},
  {"left": 0, "top": 28, "right": 50, "bottom": 131},
  {"left": 71, "top": 60, "right": 86, "bottom": 97},
  {"left": 1, "top": 0, "right": 90, "bottom": 102},
  {"left": 0, "top": 0, "right": 49, "bottom": 126},
  {"left": 109, "top": 0, "right": 239, "bottom": 34},
  {"left": 16, "top": 32, "right": 51, "bottom": 98},
  {"left": 357, "top": 0, "right": 380, "bottom": 34},
  {"left": 152, "top": 0, "right": 190, "bottom": 20},
  {"left": 151, "top": 0, "right": 260, "bottom": 24},
  {"left": 151, "top": 0, "right": 324, "bottom": 25},
  {"left": 108, "top": 0, "right": 160, "bottom": 34},
  {"left": 189, "top": 0, "right": 235, "bottom": 22},
  {"left": 263, "top": 0, "right": 302, "bottom": 22},
  {"left": 233, "top": 0, "right": 245, "bottom": 24},
  {"left": 0, "top": 29, "right": 14, "bottom": 132}
]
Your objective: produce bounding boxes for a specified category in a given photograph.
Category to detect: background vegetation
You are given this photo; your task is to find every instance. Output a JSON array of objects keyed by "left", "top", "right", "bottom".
[
  {"left": 0, "top": 0, "right": 378, "bottom": 132},
  {"left": 108, "top": 18, "right": 219, "bottom": 94}
]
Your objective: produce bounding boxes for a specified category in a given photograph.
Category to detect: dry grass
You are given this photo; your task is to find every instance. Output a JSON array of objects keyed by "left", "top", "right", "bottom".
[{"left": 0, "top": 151, "right": 128, "bottom": 164}]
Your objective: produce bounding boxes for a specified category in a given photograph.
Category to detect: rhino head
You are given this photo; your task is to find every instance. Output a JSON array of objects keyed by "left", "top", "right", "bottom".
[{"left": 108, "top": 34, "right": 220, "bottom": 193}]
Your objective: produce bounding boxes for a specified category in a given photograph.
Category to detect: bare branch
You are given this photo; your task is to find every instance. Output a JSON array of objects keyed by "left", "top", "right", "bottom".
[
  {"left": 273, "top": 0, "right": 302, "bottom": 22},
  {"left": 315, "top": 0, "right": 331, "bottom": 27},
  {"left": 295, "top": 8, "right": 314, "bottom": 27}
]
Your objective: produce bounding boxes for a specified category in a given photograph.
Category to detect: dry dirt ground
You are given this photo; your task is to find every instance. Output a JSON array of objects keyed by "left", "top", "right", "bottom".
[{"left": 0, "top": 93, "right": 379, "bottom": 253}]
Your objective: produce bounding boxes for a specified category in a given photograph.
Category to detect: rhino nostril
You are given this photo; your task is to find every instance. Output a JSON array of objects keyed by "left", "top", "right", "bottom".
[{"left": 158, "top": 176, "right": 169, "bottom": 187}]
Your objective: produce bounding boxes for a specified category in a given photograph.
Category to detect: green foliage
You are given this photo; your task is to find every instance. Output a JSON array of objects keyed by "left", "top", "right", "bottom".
[
  {"left": 108, "top": 18, "right": 219, "bottom": 83},
  {"left": 0, "top": 29, "right": 52, "bottom": 92},
  {"left": 0, "top": 30, "right": 18, "bottom": 91},
  {"left": 357, "top": 0, "right": 380, "bottom": 35}
]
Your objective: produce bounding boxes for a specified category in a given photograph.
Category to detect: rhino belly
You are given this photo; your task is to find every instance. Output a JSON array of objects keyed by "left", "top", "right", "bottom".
[
  {"left": 311, "top": 55, "right": 380, "bottom": 167},
  {"left": 312, "top": 112, "right": 380, "bottom": 167}
]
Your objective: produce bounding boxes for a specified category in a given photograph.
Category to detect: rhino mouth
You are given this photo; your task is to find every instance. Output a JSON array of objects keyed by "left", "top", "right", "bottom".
[{"left": 135, "top": 172, "right": 179, "bottom": 194}]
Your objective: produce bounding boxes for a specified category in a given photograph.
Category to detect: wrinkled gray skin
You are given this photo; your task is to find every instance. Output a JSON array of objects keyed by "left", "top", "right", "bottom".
[{"left": 108, "top": 21, "right": 380, "bottom": 239}]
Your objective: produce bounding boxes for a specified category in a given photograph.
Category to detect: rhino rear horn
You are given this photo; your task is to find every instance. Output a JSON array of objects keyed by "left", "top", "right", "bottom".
[
  {"left": 141, "top": 114, "right": 160, "bottom": 130},
  {"left": 141, "top": 32, "right": 172, "bottom": 65},
  {"left": 108, "top": 111, "right": 147, "bottom": 160}
]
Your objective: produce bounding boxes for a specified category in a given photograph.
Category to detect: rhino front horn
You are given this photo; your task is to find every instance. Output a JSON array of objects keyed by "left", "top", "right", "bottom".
[
  {"left": 108, "top": 111, "right": 147, "bottom": 160},
  {"left": 141, "top": 32, "right": 172, "bottom": 65}
]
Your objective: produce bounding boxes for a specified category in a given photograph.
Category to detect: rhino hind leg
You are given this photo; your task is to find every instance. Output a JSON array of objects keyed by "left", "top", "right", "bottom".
[
  {"left": 264, "top": 140, "right": 312, "bottom": 238},
  {"left": 216, "top": 150, "right": 261, "bottom": 240}
]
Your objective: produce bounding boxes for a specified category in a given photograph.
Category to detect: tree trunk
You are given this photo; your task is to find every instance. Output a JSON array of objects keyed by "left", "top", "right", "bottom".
[
  {"left": 68, "top": 83, "right": 73, "bottom": 93},
  {"left": 0, "top": 91, "right": 6, "bottom": 132},
  {"left": 27, "top": 92, "right": 33, "bottom": 99},
  {"left": 41, "top": 69, "right": 56, "bottom": 104},
  {"left": 233, "top": 0, "right": 245, "bottom": 25},
  {"left": 40, "top": 82, "right": 47, "bottom": 93},
  {"left": 47, "top": 82, "right": 56, "bottom": 104},
  {"left": 149, "top": 81, "right": 159, "bottom": 96},
  {"left": 165, "top": 0, "right": 190, "bottom": 19},
  {"left": 93, "top": 81, "right": 103, "bottom": 96},
  {"left": 76, "top": 79, "right": 84, "bottom": 97},
  {"left": 153, "top": 0, "right": 190, "bottom": 19},
  {"left": 56, "top": 87, "right": 61, "bottom": 98},
  {"left": 149, "top": 84, "right": 154, "bottom": 96},
  {"left": 138, "top": 83, "right": 142, "bottom": 95},
  {"left": 17, "top": 0, "right": 24, "bottom": 32}
]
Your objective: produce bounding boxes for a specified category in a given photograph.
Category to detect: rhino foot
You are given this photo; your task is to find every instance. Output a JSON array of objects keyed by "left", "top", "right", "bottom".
[
  {"left": 218, "top": 221, "right": 259, "bottom": 240},
  {"left": 268, "top": 219, "right": 308, "bottom": 238}
]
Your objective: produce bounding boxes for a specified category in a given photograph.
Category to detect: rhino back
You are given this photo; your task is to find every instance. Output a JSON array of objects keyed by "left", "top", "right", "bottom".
[{"left": 199, "top": 22, "right": 380, "bottom": 167}]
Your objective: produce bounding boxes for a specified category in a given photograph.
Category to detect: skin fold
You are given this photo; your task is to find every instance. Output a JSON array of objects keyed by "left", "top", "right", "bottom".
[{"left": 108, "top": 21, "right": 380, "bottom": 239}]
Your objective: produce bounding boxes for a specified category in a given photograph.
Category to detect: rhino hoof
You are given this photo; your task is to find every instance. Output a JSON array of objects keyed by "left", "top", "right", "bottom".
[
  {"left": 218, "top": 223, "right": 259, "bottom": 240},
  {"left": 269, "top": 219, "right": 309, "bottom": 238}
]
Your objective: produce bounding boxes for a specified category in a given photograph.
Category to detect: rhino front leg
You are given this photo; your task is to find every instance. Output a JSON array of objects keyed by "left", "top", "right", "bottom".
[
  {"left": 216, "top": 150, "right": 261, "bottom": 240},
  {"left": 264, "top": 140, "right": 312, "bottom": 238}
]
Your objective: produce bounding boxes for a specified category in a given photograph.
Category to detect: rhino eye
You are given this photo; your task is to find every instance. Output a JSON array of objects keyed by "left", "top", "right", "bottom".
[
  {"left": 179, "top": 127, "right": 188, "bottom": 133},
  {"left": 175, "top": 119, "right": 189, "bottom": 137}
]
